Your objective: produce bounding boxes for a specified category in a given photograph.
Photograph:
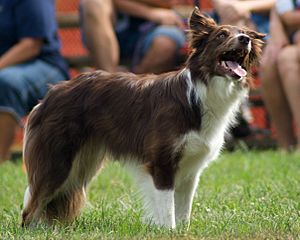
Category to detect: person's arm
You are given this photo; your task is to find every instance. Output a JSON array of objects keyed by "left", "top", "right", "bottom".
[
  {"left": 1, "top": 0, "right": 60, "bottom": 69},
  {"left": 134, "top": 0, "right": 173, "bottom": 8},
  {"left": 275, "top": 0, "right": 300, "bottom": 33},
  {"left": 280, "top": 11, "right": 300, "bottom": 32},
  {"left": 214, "top": 0, "right": 275, "bottom": 13},
  {"left": 213, "top": 0, "right": 275, "bottom": 25},
  {"left": 269, "top": 8, "right": 288, "bottom": 46},
  {"left": 0, "top": 38, "right": 43, "bottom": 69},
  {"left": 114, "top": 0, "right": 184, "bottom": 28},
  {"left": 234, "top": 0, "right": 275, "bottom": 13},
  {"left": 261, "top": 8, "right": 288, "bottom": 66}
]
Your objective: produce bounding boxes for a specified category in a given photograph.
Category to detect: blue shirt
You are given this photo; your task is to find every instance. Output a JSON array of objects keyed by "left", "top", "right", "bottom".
[{"left": 0, "top": 0, "right": 69, "bottom": 78}]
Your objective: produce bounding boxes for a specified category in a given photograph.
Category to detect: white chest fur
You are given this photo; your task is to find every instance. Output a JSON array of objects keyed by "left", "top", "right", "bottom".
[{"left": 175, "top": 74, "right": 248, "bottom": 184}]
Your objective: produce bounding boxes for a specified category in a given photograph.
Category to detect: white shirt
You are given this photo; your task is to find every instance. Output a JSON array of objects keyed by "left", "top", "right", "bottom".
[{"left": 276, "top": 0, "right": 300, "bottom": 14}]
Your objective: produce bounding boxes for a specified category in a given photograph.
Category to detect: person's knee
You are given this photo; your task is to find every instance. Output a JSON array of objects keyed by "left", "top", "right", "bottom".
[
  {"left": 152, "top": 26, "right": 185, "bottom": 51},
  {"left": 152, "top": 36, "right": 177, "bottom": 58},
  {"left": 82, "top": 0, "right": 113, "bottom": 20},
  {"left": 260, "top": 44, "right": 280, "bottom": 69},
  {"left": 260, "top": 56, "right": 277, "bottom": 86},
  {"left": 259, "top": 45, "right": 280, "bottom": 88},
  {"left": 277, "top": 46, "right": 298, "bottom": 72},
  {"left": 0, "top": 71, "right": 26, "bottom": 120}
]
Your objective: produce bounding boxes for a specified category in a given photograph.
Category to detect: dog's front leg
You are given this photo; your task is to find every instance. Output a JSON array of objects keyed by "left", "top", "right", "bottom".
[
  {"left": 146, "top": 187, "right": 175, "bottom": 228},
  {"left": 174, "top": 174, "right": 200, "bottom": 227},
  {"left": 129, "top": 163, "right": 176, "bottom": 228}
]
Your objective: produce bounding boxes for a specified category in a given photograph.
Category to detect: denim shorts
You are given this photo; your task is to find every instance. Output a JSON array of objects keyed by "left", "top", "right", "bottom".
[
  {"left": 0, "top": 60, "right": 66, "bottom": 124},
  {"left": 251, "top": 13, "right": 270, "bottom": 36},
  {"left": 116, "top": 24, "right": 186, "bottom": 68}
]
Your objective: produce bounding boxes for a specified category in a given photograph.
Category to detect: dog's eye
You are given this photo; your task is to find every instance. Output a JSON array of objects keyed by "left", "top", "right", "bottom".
[{"left": 218, "top": 33, "right": 226, "bottom": 39}]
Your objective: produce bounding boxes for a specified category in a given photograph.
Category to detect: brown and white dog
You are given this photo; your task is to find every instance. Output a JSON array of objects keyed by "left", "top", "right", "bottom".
[{"left": 22, "top": 8, "right": 264, "bottom": 228}]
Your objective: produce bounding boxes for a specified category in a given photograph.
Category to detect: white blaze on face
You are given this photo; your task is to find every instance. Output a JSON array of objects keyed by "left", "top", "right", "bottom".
[{"left": 236, "top": 33, "right": 252, "bottom": 52}]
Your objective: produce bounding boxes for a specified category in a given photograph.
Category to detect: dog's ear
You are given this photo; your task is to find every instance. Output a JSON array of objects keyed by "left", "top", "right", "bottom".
[
  {"left": 246, "top": 29, "right": 266, "bottom": 66},
  {"left": 246, "top": 29, "right": 266, "bottom": 40},
  {"left": 189, "top": 7, "right": 217, "bottom": 34},
  {"left": 188, "top": 7, "right": 217, "bottom": 49}
]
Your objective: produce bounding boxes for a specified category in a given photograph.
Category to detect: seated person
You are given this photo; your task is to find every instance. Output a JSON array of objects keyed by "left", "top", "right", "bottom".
[
  {"left": 260, "top": 0, "right": 300, "bottom": 151},
  {"left": 80, "top": 0, "right": 186, "bottom": 73},
  {"left": 0, "top": 0, "right": 69, "bottom": 162}
]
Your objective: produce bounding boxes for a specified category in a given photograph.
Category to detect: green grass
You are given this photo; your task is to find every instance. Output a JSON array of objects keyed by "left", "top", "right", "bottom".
[{"left": 1, "top": 150, "right": 300, "bottom": 239}]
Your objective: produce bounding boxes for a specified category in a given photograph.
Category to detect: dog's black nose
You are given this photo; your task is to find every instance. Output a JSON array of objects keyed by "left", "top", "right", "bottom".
[{"left": 238, "top": 35, "right": 250, "bottom": 45}]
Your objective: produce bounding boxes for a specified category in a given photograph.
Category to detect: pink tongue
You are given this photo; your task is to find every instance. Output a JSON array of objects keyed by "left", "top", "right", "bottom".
[{"left": 226, "top": 61, "right": 247, "bottom": 77}]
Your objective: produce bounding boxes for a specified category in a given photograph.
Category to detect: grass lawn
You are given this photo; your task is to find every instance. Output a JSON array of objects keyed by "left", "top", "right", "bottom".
[{"left": 1, "top": 150, "right": 300, "bottom": 239}]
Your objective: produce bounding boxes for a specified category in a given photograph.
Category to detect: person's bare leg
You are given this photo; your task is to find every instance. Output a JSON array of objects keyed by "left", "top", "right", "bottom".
[
  {"left": 82, "top": 0, "right": 119, "bottom": 72},
  {"left": 277, "top": 46, "right": 300, "bottom": 150},
  {"left": 135, "top": 36, "right": 177, "bottom": 74},
  {"left": 0, "top": 112, "right": 18, "bottom": 163},
  {"left": 260, "top": 47, "right": 296, "bottom": 150}
]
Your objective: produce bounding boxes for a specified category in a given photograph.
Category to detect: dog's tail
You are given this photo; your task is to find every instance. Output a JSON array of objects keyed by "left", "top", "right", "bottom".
[
  {"left": 44, "top": 187, "right": 86, "bottom": 223},
  {"left": 22, "top": 187, "right": 86, "bottom": 226},
  {"left": 21, "top": 98, "right": 84, "bottom": 226}
]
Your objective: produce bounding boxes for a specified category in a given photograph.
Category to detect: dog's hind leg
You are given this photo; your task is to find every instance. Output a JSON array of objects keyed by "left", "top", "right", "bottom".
[
  {"left": 21, "top": 152, "right": 76, "bottom": 227},
  {"left": 22, "top": 185, "right": 47, "bottom": 226},
  {"left": 21, "top": 185, "right": 58, "bottom": 226},
  {"left": 44, "top": 186, "right": 87, "bottom": 224},
  {"left": 42, "top": 141, "right": 105, "bottom": 224},
  {"left": 22, "top": 181, "right": 87, "bottom": 226},
  {"left": 21, "top": 150, "right": 77, "bottom": 226},
  {"left": 22, "top": 170, "right": 87, "bottom": 226},
  {"left": 22, "top": 101, "right": 104, "bottom": 226}
]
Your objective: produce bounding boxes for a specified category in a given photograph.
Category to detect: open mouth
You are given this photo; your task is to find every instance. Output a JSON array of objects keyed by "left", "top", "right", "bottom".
[{"left": 217, "top": 49, "right": 248, "bottom": 80}]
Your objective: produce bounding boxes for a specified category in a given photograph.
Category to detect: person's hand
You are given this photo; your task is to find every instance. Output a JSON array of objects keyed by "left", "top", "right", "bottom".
[
  {"left": 228, "top": 1, "right": 251, "bottom": 18},
  {"left": 216, "top": 1, "right": 250, "bottom": 25},
  {"left": 148, "top": 8, "right": 185, "bottom": 28}
]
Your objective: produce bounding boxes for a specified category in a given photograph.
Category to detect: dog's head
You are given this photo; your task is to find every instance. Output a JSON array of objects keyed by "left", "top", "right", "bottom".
[{"left": 187, "top": 7, "right": 265, "bottom": 85}]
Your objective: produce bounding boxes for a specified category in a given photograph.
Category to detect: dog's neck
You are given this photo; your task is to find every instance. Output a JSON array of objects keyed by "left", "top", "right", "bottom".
[{"left": 182, "top": 67, "right": 248, "bottom": 119}]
